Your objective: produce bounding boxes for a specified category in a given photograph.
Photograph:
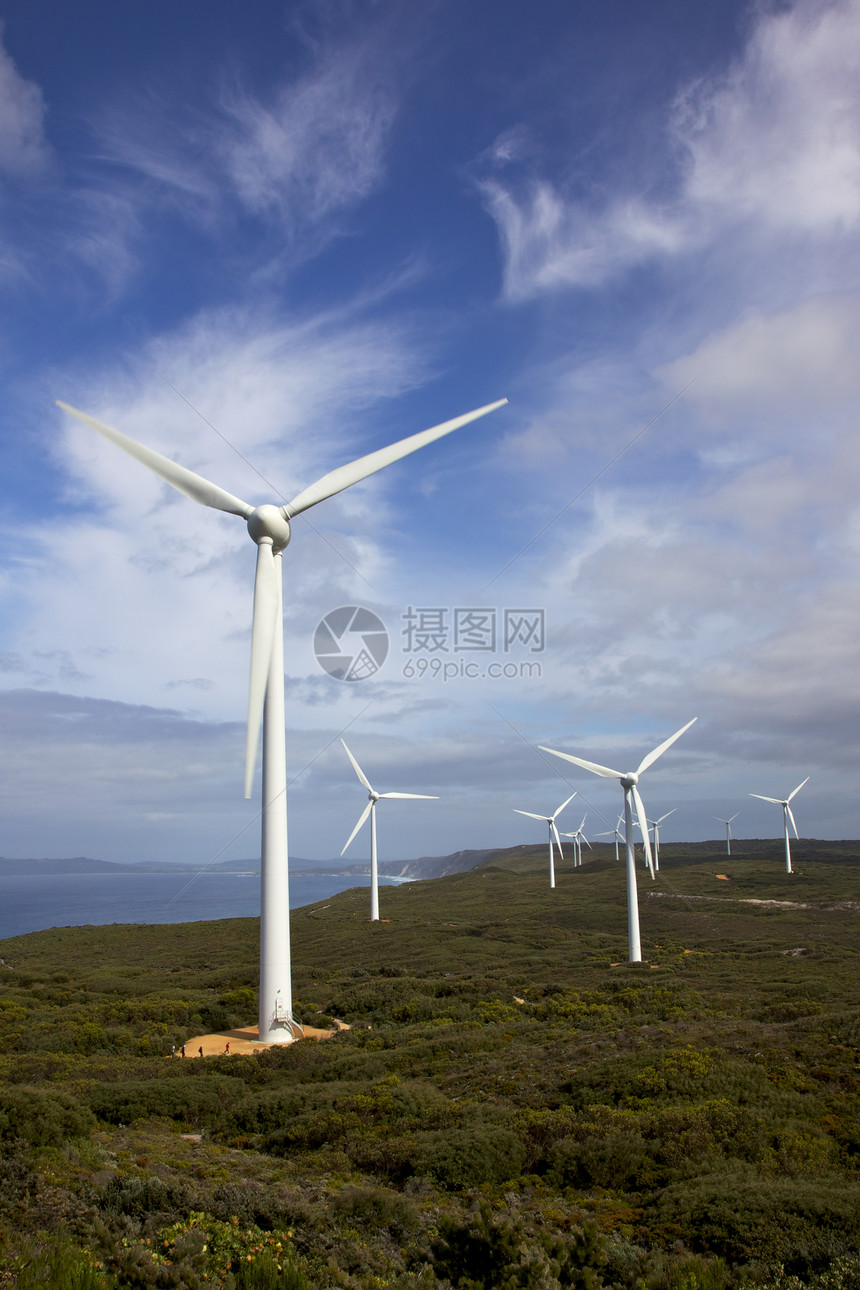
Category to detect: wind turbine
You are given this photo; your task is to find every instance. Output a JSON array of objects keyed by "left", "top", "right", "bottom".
[
  {"left": 749, "top": 779, "right": 809, "bottom": 874},
  {"left": 340, "top": 740, "right": 437, "bottom": 921},
  {"left": 596, "top": 815, "right": 624, "bottom": 864},
  {"left": 513, "top": 793, "right": 577, "bottom": 888},
  {"left": 540, "top": 719, "right": 697, "bottom": 962},
  {"left": 57, "top": 396, "right": 506, "bottom": 1041},
  {"left": 648, "top": 809, "right": 676, "bottom": 872},
  {"left": 715, "top": 813, "right": 739, "bottom": 856},
  {"left": 562, "top": 814, "right": 590, "bottom": 868}
]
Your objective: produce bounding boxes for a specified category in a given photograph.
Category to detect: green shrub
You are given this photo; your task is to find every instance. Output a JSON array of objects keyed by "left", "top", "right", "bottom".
[
  {"left": 416, "top": 1124, "right": 526, "bottom": 1189},
  {"left": 652, "top": 1170, "right": 860, "bottom": 1273},
  {"left": 98, "top": 1172, "right": 193, "bottom": 1220},
  {"left": 87, "top": 1074, "right": 245, "bottom": 1127},
  {"left": 330, "top": 1184, "right": 419, "bottom": 1237},
  {"left": 9, "top": 1239, "right": 109, "bottom": 1290},
  {"left": 0, "top": 1087, "right": 93, "bottom": 1146}
]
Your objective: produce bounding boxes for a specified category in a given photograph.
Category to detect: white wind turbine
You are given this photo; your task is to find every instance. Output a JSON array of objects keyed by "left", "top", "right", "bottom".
[
  {"left": 513, "top": 793, "right": 577, "bottom": 888},
  {"left": 57, "top": 396, "right": 506, "bottom": 1042},
  {"left": 596, "top": 815, "right": 624, "bottom": 864},
  {"left": 340, "top": 739, "right": 437, "bottom": 921},
  {"left": 562, "top": 814, "right": 590, "bottom": 868},
  {"left": 715, "top": 813, "right": 739, "bottom": 856},
  {"left": 647, "top": 808, "right": 676, "bottom": 872},
  {"left": 540, "top": 720, "right": 697, "bottom": 962},
  {"left": 749, "top": 778, "right": 809, "bottom": 874}
]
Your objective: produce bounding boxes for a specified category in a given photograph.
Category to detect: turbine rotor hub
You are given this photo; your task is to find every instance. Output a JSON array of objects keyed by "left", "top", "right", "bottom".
[
  {"left": 621, "top": 772, "right": 638, "bottom": 789},
  {"left": 247, "top": 505, "right": 291, "bottom": 552}
]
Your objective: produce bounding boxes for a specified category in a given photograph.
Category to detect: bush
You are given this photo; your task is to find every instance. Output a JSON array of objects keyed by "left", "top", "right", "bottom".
[
  {"left": 9, "top": 1238, "right": 109, "bottom": 1290},
  {"left": 416, "top": 1124, "right": 526, "bottom": 1189},
  {"left": 330, "top": 1184, "right": 419, "bottom": 1238},
  {"left": 652, "top": 1170, "right": 860, "bottom": 1274},
  {"left": 87, "top": 1074, "right": 245, "bottom": 1128},
  {"left": 0, "top": 1087, "right": 93, "bottom": 1146}
]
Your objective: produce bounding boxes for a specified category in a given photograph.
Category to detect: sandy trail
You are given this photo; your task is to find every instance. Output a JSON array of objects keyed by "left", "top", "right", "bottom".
[{"left": 177, "top": 1020, "right": 349, "bottom": 1058}]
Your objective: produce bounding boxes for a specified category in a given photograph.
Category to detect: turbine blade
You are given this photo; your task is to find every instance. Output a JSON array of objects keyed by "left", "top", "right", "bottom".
[
  {"left": 636, "top": 717, "right": 697, "bottom": 775},
  {"left": 551, "top": 821, "right": 564, "bottom": 858},
  {"left": 513, "top": 809, "right": 550, "bottom": 823},
  {"left": 341, "top": 801, "right": 373, "bottom": 854},
  {"left": 57, "top": 402, "right": 253, "bottom": 518},
  {"left": 379, "top": 792, "right": 438, "bottom": 800},
  {"left": 729, "top": 813, "right": 739, "bottom": 823},
  {"left": 539, "top": 746, "right": 623, "bottom": 778},
  {"left": 244, "top": 543, "right": 279, "bottom": 798},
  {"left": 787, "top": 777, "right": 810, "bottom": 801},
  {"left": 582, "top": 833, "right": 592, "bottom": 850},
  {"left": 750, "top": 793, "right": 782, "bottom": 805},
  {"left": 282, "top": 399, "right": 507, "bottom": 519},
  {"left": 786, "top": 804, "right": 800, "bottom": 839},
  {"left": 656, "top": 809, "right": 677, "bottom": 825},
  {"left": 552, "top": 792, "right": 578, "bottom": 820},
  {"left": 632, "top": 784, "right": 655, "bottom": 879},
  {"left": 341, "top": 739, "right": 374, "bottom": 792},
  {"left": 577, "top": 814, "right": 587, "bottom": 832}
]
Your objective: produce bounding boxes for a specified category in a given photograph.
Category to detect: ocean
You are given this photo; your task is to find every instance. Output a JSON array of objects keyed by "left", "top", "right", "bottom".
[{"left": 0, "top": 870, "right": 401, "bottom": 941}]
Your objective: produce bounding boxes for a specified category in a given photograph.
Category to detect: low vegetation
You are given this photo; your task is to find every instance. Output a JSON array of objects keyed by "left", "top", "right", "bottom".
[{"left": 0, "top": 841, "right": 857, "bottom": 1288}]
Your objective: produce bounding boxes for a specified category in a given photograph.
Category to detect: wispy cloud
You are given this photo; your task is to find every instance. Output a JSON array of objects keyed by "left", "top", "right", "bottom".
[
  {"left": 82, "top": 39, "right": 397, "bottom": 283},
  {"left": 0, "top": 26, "right": 50, "bottom": 178},
  {"left": 479, "top": 0, "right": 860, "bottom": 298},
  {"left": 217, "top": 47, "right": 395, "bottom": 225}
]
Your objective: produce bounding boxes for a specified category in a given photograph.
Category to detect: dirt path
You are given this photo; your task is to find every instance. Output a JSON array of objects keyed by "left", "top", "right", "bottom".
[{"left": 177, "top": 1019, "right": 349, "bottom": 1058}]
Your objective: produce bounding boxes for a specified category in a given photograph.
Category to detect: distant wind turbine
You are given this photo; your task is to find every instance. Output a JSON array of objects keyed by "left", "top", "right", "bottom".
[
  {"left": 540, "top": 720, "right": 697, "bottom": 962},
  {"left": 648, "top": 809, "right": 676, "bottom": 872},
  {"left": 57, "top": 396, "right": 505, "bottom": 1041},
  {"left": 562, "top": 814, "right": 590, "bottom": 868},
  {"left": 513, "top": 793, "right": 577, "bottom": 888},
  {"left": 715, "top": 813, "right": 739, "bottom": 856},
  {"left": 340, "top": 740, "right": 437, "bottom": 920},
  {"left": 596, "top": 816, "right": 624, "bottom": 864},
  {"left": 749, "top": 779, "right": 809, "bottom": 874}
]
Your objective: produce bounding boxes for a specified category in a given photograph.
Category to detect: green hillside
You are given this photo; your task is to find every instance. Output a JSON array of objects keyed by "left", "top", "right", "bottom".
[{"left": 0, "top": 844, "right": 857, "bottom": 1289}]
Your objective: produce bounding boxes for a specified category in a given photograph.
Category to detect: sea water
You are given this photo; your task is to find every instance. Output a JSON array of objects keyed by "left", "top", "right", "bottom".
[{"left": 0, "top": 871, "right": 401, "bottom": 941}]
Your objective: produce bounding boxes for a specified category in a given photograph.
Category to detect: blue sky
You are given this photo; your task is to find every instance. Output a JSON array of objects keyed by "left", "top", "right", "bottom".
[{"left": 2, "top": 0, "right": 859, "bottom": 866}]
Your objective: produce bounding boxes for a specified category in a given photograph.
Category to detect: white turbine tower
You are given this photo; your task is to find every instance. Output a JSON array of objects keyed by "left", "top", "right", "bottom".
[
  {"left": 513, "top": 793, "right": 577, "bottom": 888},
  {"left": 749, "top": 779, "right": 809, "bottom": 874},
  {"left": 648, "top": 809, "right": 676, "bottom": 872},
  {"left": 715, "top": 813, "right": 739, "bottom": 856},
  {"left": 596, "top": 816, "right": 624, "bottom": 864},
  {"left": 57, "top": 396, "right": 506, "bottom": 1042},
  {"left": 540, "top": 720, "right": 697, "bottom": 962},
  {"left": 340, "top": 740, "right": 437, "bottom": 921}
]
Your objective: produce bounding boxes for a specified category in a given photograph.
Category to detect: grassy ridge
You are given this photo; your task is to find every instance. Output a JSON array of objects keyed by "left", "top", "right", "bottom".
[{"left": 0, "top": 843, "right": 857, "bottom": 1288}]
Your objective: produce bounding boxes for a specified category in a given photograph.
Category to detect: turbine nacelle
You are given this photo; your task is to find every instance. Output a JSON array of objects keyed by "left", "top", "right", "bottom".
[{"left": 247, "top": 505, "right": 291, "bottom": 552}]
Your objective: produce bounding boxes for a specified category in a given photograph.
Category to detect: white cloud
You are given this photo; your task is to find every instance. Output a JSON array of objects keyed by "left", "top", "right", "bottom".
[
  {"left": 88, "top": 42, "right": 395, "bottom": 243},
  {"left": 659, "top": 293, "right": 860, "bottom": 426},
  {"left": 480, "top": 0, "right": 860, "bottom": 298},
  {"left": 218, "top": 47, "right": 395, "bottom": 224},
  {"left": 0, "top": 28, "right": 49, "bottom": 177},
  {"left": 480, "top": 179, "right": 685, "bottom": 299},
  {"left": 678, "top": 0, "right": 860, "bottom": 233}
]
